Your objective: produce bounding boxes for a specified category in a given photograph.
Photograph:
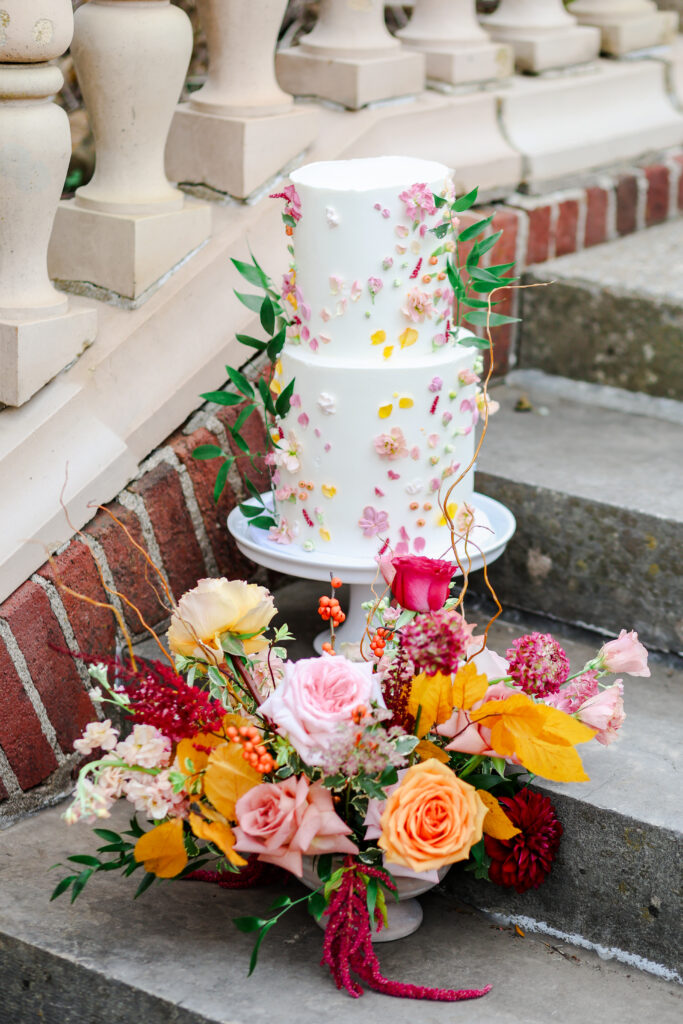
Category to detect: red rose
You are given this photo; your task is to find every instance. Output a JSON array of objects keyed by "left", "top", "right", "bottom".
[{"left": 385, "top": 555, "right": 455, "bottom": 613}]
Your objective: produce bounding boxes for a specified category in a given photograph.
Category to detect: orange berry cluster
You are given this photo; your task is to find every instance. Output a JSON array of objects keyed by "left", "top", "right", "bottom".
[
  {"left": 318, "top": 596, "right": 346, "bottom": 625},
  {"left": 369, "top": 627, "right": 389, "bottom": 657},
  {"left": 226, "top": 724, "right": 275, "bottom": 774},
  {"left": 321, "top": 641, "right": 336, "bottom": 656}
]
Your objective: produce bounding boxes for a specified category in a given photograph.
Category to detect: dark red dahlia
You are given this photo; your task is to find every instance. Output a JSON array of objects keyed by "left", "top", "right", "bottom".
[{"left": 485, "top": 788, "right": 562, "bottom": 894}]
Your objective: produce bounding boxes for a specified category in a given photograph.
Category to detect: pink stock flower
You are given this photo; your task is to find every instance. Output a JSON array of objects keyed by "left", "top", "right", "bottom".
[
  {"left": 374, "top": 427, "right": 408, "bottom": 461},
  {"left": 368, "top": 276, "right": 383, "bottom": 299},
  {"left": 233, "top": 776, "right": 358, "bottom": 878},
  {"left": 429, "top": 377, "right": 443, "bottom": 393},
  {"left": 383, "top": 555, "right": 456, "bottom": 613},
  {"left": 576, "top": 681, "right": 625, "bottom": 746},
  {"left": 268, "top": 518, "right": 297, "bottom": 545},
  {"left": 544, "top": 671, "right": 599, "bottom": 713},
  {"left": 272, "top": 430, "right": 302, "bottom": 474},
  {"left": 398, "top": 183, "right": 437, "bottom": 223},
  {"left": 597, "top": 630, "right": 650, "bottom": 677},
  {"left": 358, "top": 506, "right": 390, "bottom": 538},
  {"left": 458, "top": 368, "right": 480, "bottom": 386},
  {"left": 401, "top": 288, "right": 434, "bottom": 323},
  {"left": 505, "top": 633, "right": 570, "bottom": 697},
  {"left": 73, "top": 720, "right": 119, "bottom": 756},
  {"left": 259, "top": 655, "right": 381, "bottom": 764},
  {"left": 115, "top": 724, "right": 171, "bottom": 769}
]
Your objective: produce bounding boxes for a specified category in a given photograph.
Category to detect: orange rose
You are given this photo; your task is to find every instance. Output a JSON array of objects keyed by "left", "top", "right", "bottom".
[{"left": 378, "top": 759, "right": 487, "bottom": 873}]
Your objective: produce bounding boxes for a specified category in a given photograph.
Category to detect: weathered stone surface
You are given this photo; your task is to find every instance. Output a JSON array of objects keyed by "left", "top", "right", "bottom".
[{"left": 520, "top": 221, "right": 683, "bottom": 399}]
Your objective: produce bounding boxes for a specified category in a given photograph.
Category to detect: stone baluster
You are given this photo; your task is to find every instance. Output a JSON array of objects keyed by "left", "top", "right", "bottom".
[
  {"left": 571, "top": 1, "right": 678, "bottom": 56},
  {"left": 165, "top": 0, "right": 318, "bottom": 200},
  {"left": 276, "top": 0, "right": 425, "bottom": 110},
  {"left": 481, "top": 0, "right": 601, "bottom": 73},
  {"left": 0, "top": 0, "right": 97, "bottom": 406},
  {"left": 396, "top": 0, "right": 513, "bottom": 87},
  {"left": 48, "top": 0, "right": 211, "bottom": 304}
]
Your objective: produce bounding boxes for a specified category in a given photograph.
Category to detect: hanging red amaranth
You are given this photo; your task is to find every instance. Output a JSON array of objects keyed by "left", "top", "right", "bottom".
[{"left": 321, "top": 860, "right": 491, "bottom": 1001}]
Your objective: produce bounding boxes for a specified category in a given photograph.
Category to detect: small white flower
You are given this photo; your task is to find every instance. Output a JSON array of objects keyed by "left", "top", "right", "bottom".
[
  {"left": 405, "top": 479, "right": 423, "bottom": 495},
  {"left": 325, "top": 206, "right": 340, "bottom": 227},
  {"left": 318, "top": 392, "right": 337, "bottom": 415}
]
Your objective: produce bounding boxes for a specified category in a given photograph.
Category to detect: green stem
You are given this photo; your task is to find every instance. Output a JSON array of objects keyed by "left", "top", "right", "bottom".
[{"left": 458, "top": 755, "right": 484, "bottom": 780}]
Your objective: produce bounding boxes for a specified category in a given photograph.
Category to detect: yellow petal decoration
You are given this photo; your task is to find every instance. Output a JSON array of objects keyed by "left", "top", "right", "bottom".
[
  {"left": 378, "top": 403, "right": 393, "bottom": 419},
  {"left": 134, "top": 819, "right": 188, "bottom": 878},
  {"left": 189, "top": 813, "right": 247, "bottom": 867},
  {"left": 438, "top": 503, "right": 458, "bottom": 527},
  {"left": 470, "top": 694, "right": 595, "bottom": 782},
  {"left": 383, "top": 346, "right": 394, "bottom": 360},
  {"left": 203, "top": 743, "right": 262, "bottom": 821},
  {"left": 477, "top": 790, "right": 521, "bottom": 840},
  {"left": 319, "top": 528, "right": 331, "bottom": 542},
  {"left": 371, "top": 330, "right": 386, "bottom": 345},
  {"left": 321, "top": 485, "right": 337, "bottom": 498},
  {"left": 408, "top": 672, "right": 454, "bottom": 738},
  {"left": 398, "top": 396, "right": 414, "bottom": 409},
  {"left": 451, "top": 663, "right": 488, "bottom": 711},
  {"left": 415, "top": 739, "right": 450, "bottom": 764},
  {"left": 399, "top": 328, "right": 418, "bottom": 348}
]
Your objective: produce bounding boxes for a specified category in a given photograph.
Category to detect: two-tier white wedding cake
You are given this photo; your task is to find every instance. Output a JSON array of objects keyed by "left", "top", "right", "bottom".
[{"left": 268, "top": 156, "right": 489, "bottom": 562}]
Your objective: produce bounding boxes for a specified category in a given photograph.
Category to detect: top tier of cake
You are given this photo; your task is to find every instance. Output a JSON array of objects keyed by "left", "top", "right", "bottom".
[{"left": 287, "top": 156, "right": 456, "bottom": 366}]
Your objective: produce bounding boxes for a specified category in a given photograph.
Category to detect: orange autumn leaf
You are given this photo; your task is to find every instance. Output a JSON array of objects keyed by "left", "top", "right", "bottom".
[
  {"left": 477, "top": 790, "right": 520, "bottom": 840},
  {"left": 407, "top": 672, "right": 454, "bottom": 738},
  {"left": 470, "top": 694, "right": 595, "bottom": 783},
  {"left": 176, "top": 732, "right": 223, "bottom": 793},
  {"left": 415, "top": 739, "right": 450, "bottom": 764},
  {"left": 189, "top": 813, "right": 247, "bottom": 867},
  {"left": 134, "top": 818, "right": 188, "bottom": 878},
  {"left": 203, "top": 742, "right": 261, "bottom": 820},
  {"left": 451, "top": 663, "right": 488, "bottom": 710}
]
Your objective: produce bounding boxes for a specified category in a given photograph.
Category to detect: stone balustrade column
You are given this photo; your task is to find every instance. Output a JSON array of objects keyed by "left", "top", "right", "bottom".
[
  {"left": 0, "top": 0, "right": 97, "bottom": 406},
  {"left": 276, "top": 0, "right": 425, "bottom": 110},
  {"left": 165, "top": 0, "right": 318, "bottom": 200},
  {"left": 571, "top": 1, "right": 678, "bottom": 55},
  {"left": 396, "top": 0, "right": 513, "bottom": 87},
  {"left": 48, "top": 0, "right": 211, "bottom": 304},
  {"left": 481, "top": 0, "right": 601, "bottom": 72}
]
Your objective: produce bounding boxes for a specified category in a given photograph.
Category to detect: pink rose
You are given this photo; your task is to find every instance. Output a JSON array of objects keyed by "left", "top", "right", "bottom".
[
  {"left": 259, "top": 655, "right": 381, "bottom": 764},
  {"left": 438, "top": 682, "right": 518, "bottom": 756},
  {"left": 382, "top": 555, "right": 455, "bottom": 613},
  {"left": 576, "top": 681, "right": 625, "bottom": 746},
  {"left": 233, "top": 776, "right": 357, "bottom": 877},
  {"left": 597, "top": 630, "right": 650, "bottom": 677}
]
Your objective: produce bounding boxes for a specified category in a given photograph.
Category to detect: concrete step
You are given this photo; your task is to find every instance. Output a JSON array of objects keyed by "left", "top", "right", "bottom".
[
  {"left": 1, "top": 592, "right": 681, "bottom": 1023},
  {"left": 519, "top": 220, "right": 683, "bottom": 399},
  {"left": 476, "top": 371, "right": 683, "bottom": 653}
]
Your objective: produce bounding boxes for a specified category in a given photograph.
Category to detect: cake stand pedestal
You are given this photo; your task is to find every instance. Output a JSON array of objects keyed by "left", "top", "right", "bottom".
[{"left": 227, "top": 492, "right": 516, "bottom": 654}]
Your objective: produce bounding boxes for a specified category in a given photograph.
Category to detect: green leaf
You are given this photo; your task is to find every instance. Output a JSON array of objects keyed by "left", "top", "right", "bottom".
[
  {"left": 67, "top": 854, "right": 101, "bottom": 867},
  {"left": 239, "top": 502, "right": 264, "bottom": 518},
  {"left": 231, "top": 257, "right": 268, "bottom": 289},
  {"left": 282, "top": 213, "right": 296, "bottom": 228},
  {"left": 247, "top": 919, "right": 276, "bottom": 977},
  {"left": 462, "top": 297, "right": 500, "bottom": 310},
  {"left": 459, "top": 216, "right": 493, "bottom": 242},
  {"left": 266, "top": 327, "right": 286, "bottom": 363},
  {"left": 358, "top": 776, "right": 389, "bottom": 801},
  {"left": 452, "top": 186, "right": 479, "bottom": 212},
  {"left": 233, "top": 915, "right": 269, "bottom": 934},
  {"left": 488, "top": 261, "right": 516, "bottom": 277},
  {"left": 469, "top": 266, "right": 517, "bottom": 286},
  {"left": 260, "top": 295, "right": 276, "bottom": 335},
  {"left": 230, "top": 430, "right": 251, "bottom": 455},
  {"left": 471, "top": 231, "right": 502, "bottom": 259},
  {"left": 213, "top": 459, "right": 231, "bottom": 503},
  {"left": 430, "top": 222, "right": 450, "bottom": 239},
  {"left": 394, "top": 734, "right": 420, "bottom": 756},
  {"left": 463, "top": 311, "right": 521, "bottom": 327},
  {"left": 221, "top": 633, "right": 246, "bottom": 657},
  {"left": 379, "top": 766, "right": 399, "bottom": 788},
  {"left": 134, "top": 872, "right": 156, "bottom": 899},
  {"left": 307, "top": 890, "right": 327, "bottom": 922},
  {"left": 458, "top": 334, "right": 490, "bottom": 350},
  {"left": 93, "top": 829, "right": 125, "bottom": 844},
  {"left": 249, "top": 515, "right": 277, "bottom": 530},
  {"left": 316, "top": 854, "right": 333, "bottom": 883},
  {"left": 446, "top": 261, "right": 467, "bottom": 299},
  {"left": 192, "top": 444, "right": 224, "bottom": 460},
  {"left": 234, "top": 291, "right": 264, "bottom": 314},
  {"left": 275, "top": 378, "right": 296, "bottom": 418},
  {"left": 258, "top": 377, "right": 277, "bottom": 416},
  {"left": 269, "top": 895, "right": 293, "bottom": 911},
  {"left": 50, "top": 875, "right": 77, "bottom": 901},
  {"left": 200, "top": 390, "right": 244, "bottom": 407},
  {"left": 125, "top": 816, "right": 144, "bottom": 838},
  {"left": 324, "top": 867, "right": 347, "bottom": 901},
  {"left": 96, "top": 843, "right": 129, "bottom": 855},
  {"left": 232, "top": 404, "right": 256, "bottom": 434},
  {"left": 469, "top": 280, "right": 502, "bottom": 294},
  {"left": 432, "top": 193, "right": 447, "bottom": 208},
  {"left": 235, "top": 333, "right": 267, "bottom": 351},
  {"left": 323, "top": 774, "right": 346, "bottom": 789},
  {"left": 366, "top": 875, "right": 379, "bottom": 921},
  {"left": 226, "top": 366, "right": 255, "bottom": 398},
  {"left": 70, "top": 868, "right": 93, "bottom": 902},
  {"left": 491, "top": 757, "right": 507, "bottom": 777}
]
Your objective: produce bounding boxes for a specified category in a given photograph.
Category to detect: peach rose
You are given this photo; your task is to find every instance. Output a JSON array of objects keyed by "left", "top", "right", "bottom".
[
  {"left": 378, "top": 759, "right": 487, "bottom": 873},
  {"left": 167, "top": 578, "right": 276, "bottom": 665}
]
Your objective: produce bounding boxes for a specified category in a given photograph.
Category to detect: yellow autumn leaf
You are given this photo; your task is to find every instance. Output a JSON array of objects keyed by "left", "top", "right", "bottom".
[
  {"left": 203, "top": 742, "right": 262, "bottom": 821},
  {"left": 407, "top": 672, "right": 454, "bottom": 738},
  {"left": 451, "top": 663, "right": 488, "bottom": 710},
  {"left": 189, "top": 813, "right": 247, "bottom": 867},
  {"left": 415, "top": 739, "right": 450, "bottom": 764},
  {"left": 470, "top": 694, "right": 594, "bottom": 783},
  {"left": 477, "top": 790, "right": 521, "bottom": 840},
  {"left": 134, "top": 819, "right": 188, "bottom": 878}
]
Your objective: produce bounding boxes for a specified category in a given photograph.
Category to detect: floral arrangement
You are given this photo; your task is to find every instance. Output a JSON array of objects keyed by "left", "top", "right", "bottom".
[{"left": 52, "top": 558, "right": 648, "bottom": 1002}]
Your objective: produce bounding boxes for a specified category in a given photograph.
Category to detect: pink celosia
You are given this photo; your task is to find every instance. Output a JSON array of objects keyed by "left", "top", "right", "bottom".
[
  {"left": 398, "top": 182, "right": 437, "bottom": 223},
  {"left": 596, "top": 630, "right": 650, "bottom": 677},
  {"left": 401, "top": 288, "right": 435, "bottom": 323},
  {"left": 374, "top": 427, "right": 408, "bottom": 461},
  {"left": 505, "top": 633, "right": 570, "bottom": 697},
  {"left": 233, "top": 776, "right": 358, "bottom": 877},
  {"left": 576, "top": 681, "right": 625, "bottom": 746}
]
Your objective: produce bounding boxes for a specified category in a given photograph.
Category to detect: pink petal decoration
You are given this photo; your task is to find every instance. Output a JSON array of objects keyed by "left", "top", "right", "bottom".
[
  {"left": 301, "top": 326, "right": 310, "bottom": 342},
  {"left": 413, "top": 537, "right": 426, "bottom": 553},
  {"left": 314, "top": 428, "right": 321, "bottom": 437},
  {"left": 387, "top": 470, "right": 400, "bottom": 480},
  {"left": 290, "top": 393, "right": 301, "bottom": 408},
  {"left": 309, "top": 338, "right": 319, "bottom": 352},
  {"left": 320, "top": 307, "right": 332, "bottom": 322},
  {"left": 298, "top": 413, "right": 309, "bottom": 428},
  {"left": 324, "top": 443, "right": 332, "bottom": 452},
  {"left": 374, "top": 487, "right": 385, "bottom": 497},
  {"left": 399, "top": 526, "right": 410, "bottom": 543},
  {"left": 395, "top": 541, "right": 410, "bottom": 556}
]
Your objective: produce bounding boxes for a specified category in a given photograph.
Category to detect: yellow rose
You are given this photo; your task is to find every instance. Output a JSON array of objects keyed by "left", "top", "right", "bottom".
[
  {"left": 379, "top": 759, "right": 487, "bottom": 873},
  {"left": 167, "top": 577, "right": 276, "bottom": 665}
]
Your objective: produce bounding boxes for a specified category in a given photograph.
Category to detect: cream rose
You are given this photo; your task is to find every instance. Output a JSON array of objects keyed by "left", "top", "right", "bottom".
[{"left": 167, "top": 578, "right": 276, "bottom": 665}]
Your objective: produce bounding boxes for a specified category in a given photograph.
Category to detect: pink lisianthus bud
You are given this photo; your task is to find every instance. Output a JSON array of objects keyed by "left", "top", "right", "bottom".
[
  {"left": 576, "top": 680, "right": 625, "bottom": 746},
  {"left": 596, "top": 630, "right": 650, "bottom": 677},
  {"left": 387, "top": 555, "right": 455, "bottom": 613}
]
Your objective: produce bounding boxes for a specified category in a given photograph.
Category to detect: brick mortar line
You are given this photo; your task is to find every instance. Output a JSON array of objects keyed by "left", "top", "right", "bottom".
[
  {"left": 634, "top": 167, "right": 648, "bottom": 232},
  {"left": 117, "top": 489, "right": 171, "bottom": 595},
  {"left": 575, "top": 191, "right": 587, "bottom": 254},
  {"left": 0, "top": 743, "right": 22, "bottom": 797},
  {"left": 0, "top": 619, "right": 66, "bottom": 765},
  {"left": 79, "top": 534, "right": 127, "bottom": 645},
  {"left": 665, "top": 155, "right": 681, "bottom": 219},
  {"left": 29, "top": 574, "right": 104, "bottom": 719}
]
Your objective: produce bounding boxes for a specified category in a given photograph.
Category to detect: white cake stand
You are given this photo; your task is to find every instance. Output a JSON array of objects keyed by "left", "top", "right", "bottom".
[{"left": 227, "top": 492, "right": 516, "bottom": 653}]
